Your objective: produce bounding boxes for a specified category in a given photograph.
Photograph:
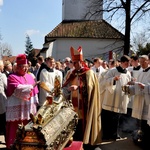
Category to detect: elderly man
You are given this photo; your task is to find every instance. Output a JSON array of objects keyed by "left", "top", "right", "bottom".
[
  {"left": 63, "top": 46, "right": 102, "bottom": 150},
  {"left": 6, "top": 54, "right": 39, "bottom": 149},
  {"left": 64, "top": 57, "right": 72, "bottom": 77}
]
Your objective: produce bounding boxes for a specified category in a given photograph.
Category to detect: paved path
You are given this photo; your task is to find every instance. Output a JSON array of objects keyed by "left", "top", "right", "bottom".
[
  {"left": 99, "top": 137, "right": 142, "bottom": 150},
  {"left": 0, "top": 134, "right": 142, "bottom": 150},
  {"left": 0, "top": 135, "right": 6, "bottom": 149}
]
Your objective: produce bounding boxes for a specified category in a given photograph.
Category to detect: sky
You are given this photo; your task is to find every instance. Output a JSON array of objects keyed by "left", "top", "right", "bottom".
[
  {"left": 0, "top": 0, "right": 149, "bottom": 56},
  {"left": 0, "top": 0, "right": 62, "bottom": 56}
]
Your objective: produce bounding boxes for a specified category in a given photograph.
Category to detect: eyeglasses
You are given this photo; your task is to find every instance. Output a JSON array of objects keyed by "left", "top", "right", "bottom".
[
  {"left": 18, "top": 66, "right": 28, "bottom": 71},
  {"left": 18, "top": 65, "right": 28, "bottom": 68},
  {"left": 65, "top": 60, "right": 69, "bottom": 63}
]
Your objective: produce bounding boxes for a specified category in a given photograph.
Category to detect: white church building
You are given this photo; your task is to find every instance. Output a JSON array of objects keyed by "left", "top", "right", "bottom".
[{"left": 40, "top": 0, "right": 124, "bottom": 61}]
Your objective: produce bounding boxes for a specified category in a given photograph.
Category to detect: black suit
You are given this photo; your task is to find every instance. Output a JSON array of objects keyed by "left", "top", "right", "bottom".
[{"left": 36, "top": 63, "right": 49, "bottom": 81}]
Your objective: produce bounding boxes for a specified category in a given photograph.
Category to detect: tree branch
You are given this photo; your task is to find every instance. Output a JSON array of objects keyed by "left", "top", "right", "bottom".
[{"left": 131, "top": 0, "right": 150, "bottom": 21}]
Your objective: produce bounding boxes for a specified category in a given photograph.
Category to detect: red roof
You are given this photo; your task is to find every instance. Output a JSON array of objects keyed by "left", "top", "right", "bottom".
[
  {"left": 45, "top": 19, "right": 124, "bottom": 42},
  {"left": 2, "top": 56, "right": 17, "bottom": 64}
]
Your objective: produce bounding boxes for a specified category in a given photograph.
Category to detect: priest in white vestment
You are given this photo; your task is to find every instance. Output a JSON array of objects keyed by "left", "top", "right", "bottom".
[
  {"left": 127, "top": 55, "right": 150, "bottom": 149},
  {"left": 101, "top": 55, "right": 131, "bottom": 140}
]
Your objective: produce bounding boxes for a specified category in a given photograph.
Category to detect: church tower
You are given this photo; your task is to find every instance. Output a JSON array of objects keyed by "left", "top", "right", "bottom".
[{"left": 62, "top": 0, "right": 103, "bottom": 21}]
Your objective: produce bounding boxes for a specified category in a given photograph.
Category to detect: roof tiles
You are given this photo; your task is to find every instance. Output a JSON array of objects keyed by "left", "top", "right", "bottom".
[{"left": 45, "top": 20, "right": 124, "bottom": 41}]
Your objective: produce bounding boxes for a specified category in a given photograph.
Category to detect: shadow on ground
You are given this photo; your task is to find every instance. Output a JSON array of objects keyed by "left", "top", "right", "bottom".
[
  {"left": 0, "top": 136, "right": 142, "bottom": 150},
  {"left": 99, "top": 137, "right": 142, "bottom": 150},
  {"left": 0, "top": 113, "right": 143, "bottom": 150}
]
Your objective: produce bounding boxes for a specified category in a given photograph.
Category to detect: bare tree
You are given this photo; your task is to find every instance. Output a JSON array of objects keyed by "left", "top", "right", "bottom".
[
  {"left": 131, "top": 28, "right": 150, "bottom": 55},
  {"left": 0, "top": 32, "right": 13, "bottom": 58},
  {"left": 132, "top": 29, "right": 150, "bottom": 52},
  {"left": 0, "top": 42, "right": 12, "bottom": 58},
  {"left": 85, "top": 0, "right": 150, "bottom": 55}
]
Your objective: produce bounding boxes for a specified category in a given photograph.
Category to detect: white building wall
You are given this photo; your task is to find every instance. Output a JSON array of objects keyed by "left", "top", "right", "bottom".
[
  {"left": 40, "top": 52, "right": 46, "bottom": 59},
  {"left": 62, "top": 0, "right": 103, "bottom": 21},
  {"left": 46, "top": 38, "right": 124, "bottom": 61},
  {"left": 46, "top": 42, "right": 54, "bottom": 56}
]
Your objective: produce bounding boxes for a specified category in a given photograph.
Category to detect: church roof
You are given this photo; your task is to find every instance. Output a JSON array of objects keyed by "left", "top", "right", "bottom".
[
  {"left": 2, "top": 56, "right": 17, "bottom": 64},
  {"left": 45, "top": 19, "right": 124, "bottom": 42}
]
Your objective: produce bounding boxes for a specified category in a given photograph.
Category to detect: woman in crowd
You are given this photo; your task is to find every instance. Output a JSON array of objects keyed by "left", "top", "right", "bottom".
[{"left": 0, "top": 60, "right": 7, "bottom": 141}]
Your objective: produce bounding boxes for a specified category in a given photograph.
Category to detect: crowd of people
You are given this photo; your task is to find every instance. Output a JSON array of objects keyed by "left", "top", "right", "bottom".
[{"left": 0, "top": 47, "right": 150, "bottom": 150}]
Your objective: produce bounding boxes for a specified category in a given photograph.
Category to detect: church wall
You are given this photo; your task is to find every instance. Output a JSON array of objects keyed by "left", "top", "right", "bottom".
[
  {"left": 46, "top": 38, "right": 124, "bottom": 61},
  {"left": 62, "top": 0, "right": 103, "bottom": 21}
]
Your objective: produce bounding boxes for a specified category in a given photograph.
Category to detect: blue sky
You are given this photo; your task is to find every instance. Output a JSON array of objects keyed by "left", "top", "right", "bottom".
[
  {"left": 0, "top": 0, "right": 149, "bottom": 56},
  {"left": 0, "top": 0, "right": 62, "bottom": 55}
]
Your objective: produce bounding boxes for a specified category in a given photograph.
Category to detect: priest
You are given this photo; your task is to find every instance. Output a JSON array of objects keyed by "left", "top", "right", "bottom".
[{"left": 63, "top": 46, "right": 102, "bottom": 150}]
